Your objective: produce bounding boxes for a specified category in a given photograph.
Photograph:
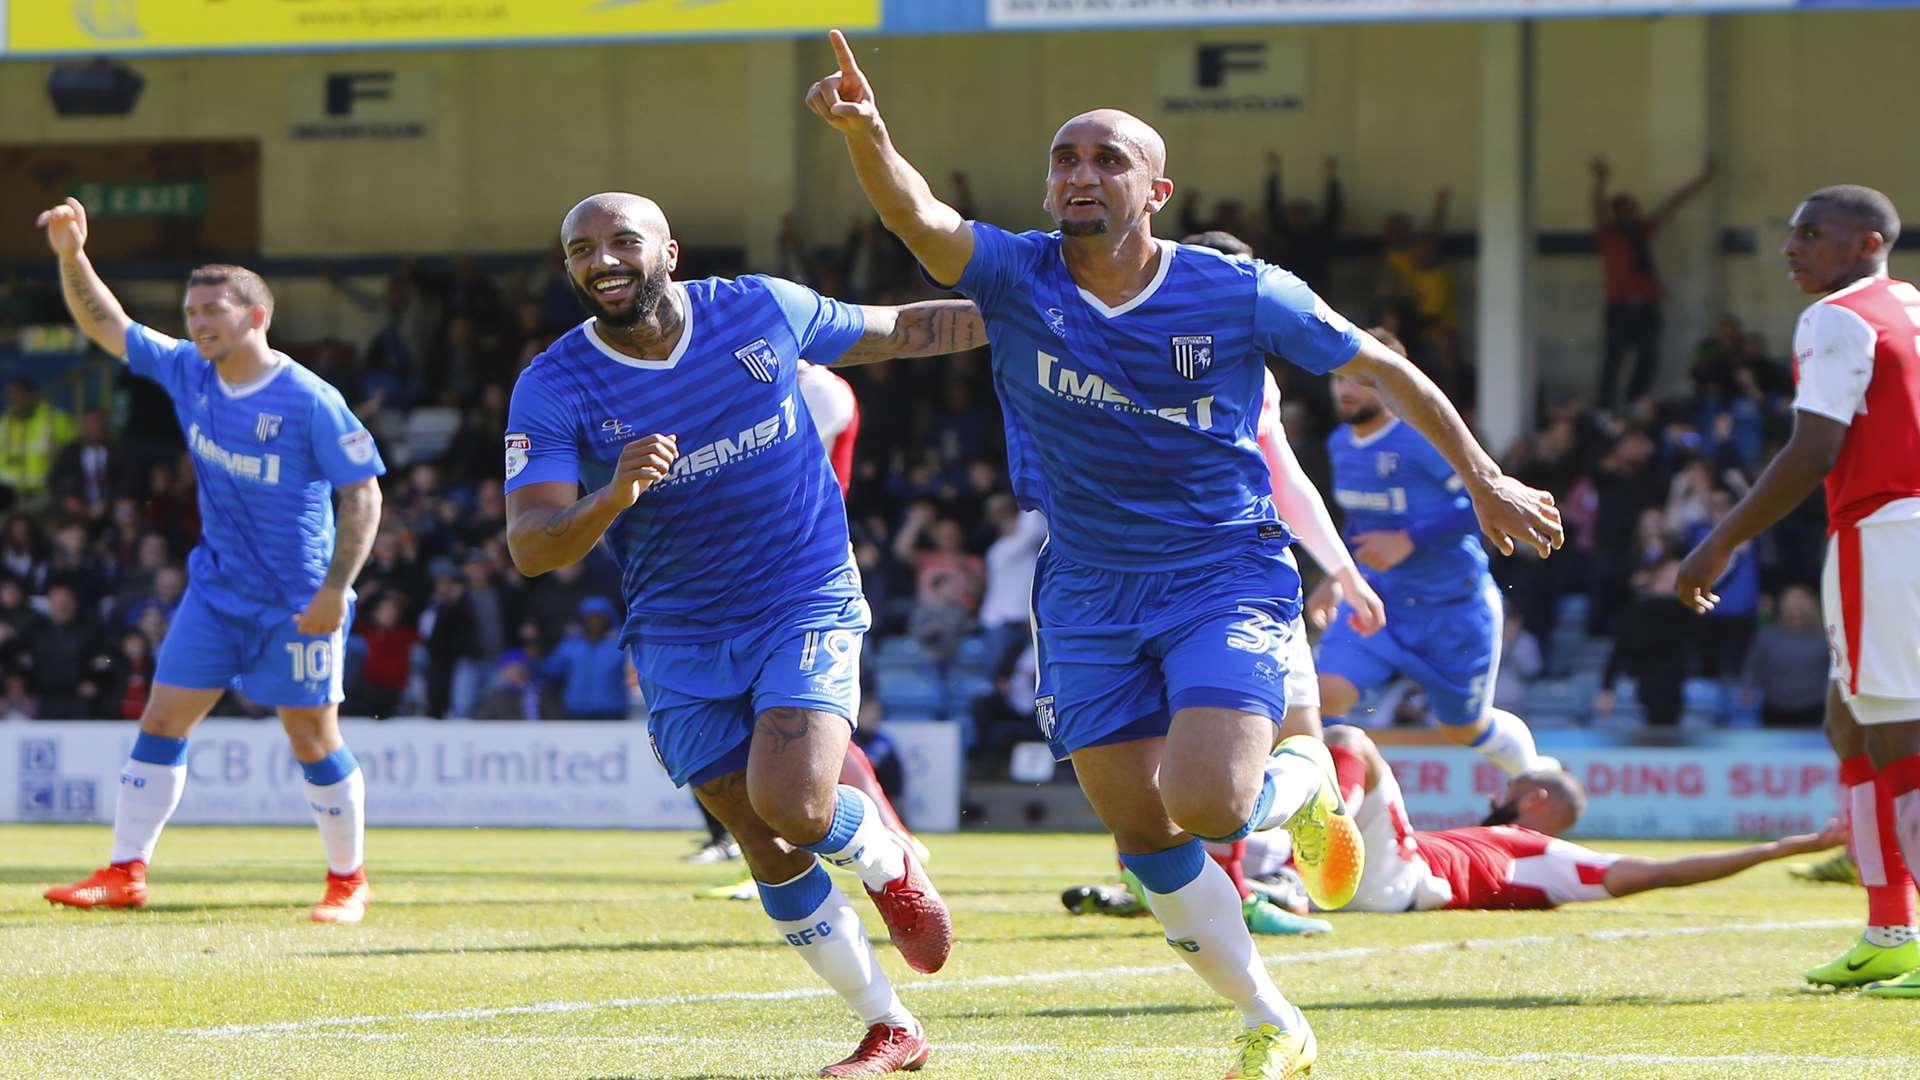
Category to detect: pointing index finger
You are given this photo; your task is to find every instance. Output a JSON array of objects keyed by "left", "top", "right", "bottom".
[{"left": 829, "top": 28, "right": 862, "bottom": 79}]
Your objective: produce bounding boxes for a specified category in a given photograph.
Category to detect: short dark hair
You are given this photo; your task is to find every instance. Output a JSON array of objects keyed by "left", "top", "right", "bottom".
[
  {"left": 1804, "top": 185, "right": 1902, "bottom": 249},
  {"left": 1181, "top": 230, "right": 1254, "bottom": 259},
  {"left": 185, "top": 264, "right": 275, "bottom": 317}
]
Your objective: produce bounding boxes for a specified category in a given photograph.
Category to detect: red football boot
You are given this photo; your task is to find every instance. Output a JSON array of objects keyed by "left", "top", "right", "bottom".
[
  {"left": 818, "top": 1023, "right": 930, "bottom": 1077},
  {"left": 45, "top": 862, "right": 148, "bottom": 910},
  {"left": 311, "top": 867, "right": 370, "bottom": 925},
  {"left": 864, "top": 849, "right": 953, "bottom": 974}
]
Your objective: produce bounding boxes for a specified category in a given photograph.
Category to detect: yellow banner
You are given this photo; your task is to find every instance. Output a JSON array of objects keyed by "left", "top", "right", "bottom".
[{"left": 13, "top": 0, "right": 879, "bottom": 54}]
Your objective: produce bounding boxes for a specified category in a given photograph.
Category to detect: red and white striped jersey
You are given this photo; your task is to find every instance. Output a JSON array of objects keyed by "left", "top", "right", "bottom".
[{"left": 1792, "top": 276, "right": 1920, "bottom": 531}]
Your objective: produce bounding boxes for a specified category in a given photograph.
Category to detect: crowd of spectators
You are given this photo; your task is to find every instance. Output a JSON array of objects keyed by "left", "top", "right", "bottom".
[{"left": 0, "top": 155, "right": 1836, "bottom": 756}]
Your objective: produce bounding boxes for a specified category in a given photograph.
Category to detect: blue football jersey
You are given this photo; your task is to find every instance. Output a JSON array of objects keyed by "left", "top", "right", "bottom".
[
  {"left": 504, "top": 275, "right": 866, "bottom": 647},
  {"left": 123, "top": 325, "right": 387, "bottom": 615},
  {"left": 1327, "top": 418, "right": 1489, "bottom": 603},
  {"left": 949, "top": 222, "right": 1362, "bottom": 571}
]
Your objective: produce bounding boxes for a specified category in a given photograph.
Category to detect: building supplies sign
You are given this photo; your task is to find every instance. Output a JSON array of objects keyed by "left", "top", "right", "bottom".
[
  {"left": 1376, "top": 745, "right": 1839, "bottom": 840},
  {"left": 1, "top": 720, "right": 962, "bottom": 832},
  {"left": 13, "top": 0, "right": 880, "bottom": 55}
]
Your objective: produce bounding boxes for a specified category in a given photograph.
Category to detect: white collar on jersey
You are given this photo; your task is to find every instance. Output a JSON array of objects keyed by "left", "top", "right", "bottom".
[
  {"left": 1346, "top": 415, "right": 1403, "bottom": 449},
  {"left": 1068, "top": 238, "right": 1176, "bottom": 320},
  {"left": 581, "top": 289, "right": 695, "bottom": 371},
  {"left": 216, "top": 351, "right": 291, "bottom": 399}
]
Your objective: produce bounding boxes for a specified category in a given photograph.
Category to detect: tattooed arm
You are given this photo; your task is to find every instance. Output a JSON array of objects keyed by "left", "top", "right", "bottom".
[
  {"left": 36, "top": 199, "right": 132, "bottom": 357},
  {"left": 506, "top": 434, "right": 678, "bottom": 576},
  {"left": 324, "top": 479, "right": 383, "bottom": 591},
  {"left": 832, "top": 300, "right": 985, "bottom": 367},
  {"left": 295, "top": 478, "right": 383, "bottom": 634}
]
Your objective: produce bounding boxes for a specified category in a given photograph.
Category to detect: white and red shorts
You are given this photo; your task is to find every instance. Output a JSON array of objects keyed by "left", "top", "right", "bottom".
[{"left": 1822, "top": 499, "right": 1920, "bottom": 726}]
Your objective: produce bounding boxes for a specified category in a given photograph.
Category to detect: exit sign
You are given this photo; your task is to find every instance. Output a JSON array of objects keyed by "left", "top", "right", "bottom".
[{"left": 66, "top": 181, "right": 208, "bottom": 218}]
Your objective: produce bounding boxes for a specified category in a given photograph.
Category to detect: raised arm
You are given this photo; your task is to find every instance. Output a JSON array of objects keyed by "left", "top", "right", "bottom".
[
  {"left": 506, "top": 435, "right": 676, "bottom": 576},
  {"left": 1588, "top": 157, "right": 1611, "bottom": 232},
  {"left": 806, "top": 30, "right": 974, "bottom": 287},
  {"left": 1602, "top": 819, "right": 1844, "bottom": 898},
  {"left": 1425, "top": 186, "right": 1452, "bottom": 238},
  {"left": 37, "top": 199, "right": 132, "bottom": 357},
  {"left": 1647, "top": 157, "right": 1717, "bottom": 232},
  {"left": 1335, "top": 337, "right": 1563, "bottom": 558},
  {"left": 832, "top": 300, "right": 985, "bottom": 367},
  {"left": 296, "top": 478, "right": 383, "bottom": 635}
]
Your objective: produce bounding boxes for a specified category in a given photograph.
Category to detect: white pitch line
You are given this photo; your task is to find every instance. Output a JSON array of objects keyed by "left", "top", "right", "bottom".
[
  {"left": 291, "top": 1032, "right": 1912, "bottom": 1069},
  {"left": 172, "top": 918, "right": 1853, "bottom": 1038}
]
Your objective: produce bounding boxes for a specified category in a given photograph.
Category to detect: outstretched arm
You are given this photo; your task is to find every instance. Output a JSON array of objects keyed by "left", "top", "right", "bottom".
[
  {"left": 1588, "top": 157, "right": 1611, "bottom": 232},
  {"left": 37, "top": 199, "right": 132, "bottom": 357},
  {"left": 1335, "top": 338, "right": 1563, "bottom": 558},
  {"left": 1603, "top": 819, "right": 1844, "bottom": 898},
  {"left": 806, "top": 30, "right": 974, "bottom": 287},
  {"left": 1648, "top": 158, "right": 1717, "bottom": 232},
  {"left": 833, "top": 300, "right": 986, "bottom": 367}
]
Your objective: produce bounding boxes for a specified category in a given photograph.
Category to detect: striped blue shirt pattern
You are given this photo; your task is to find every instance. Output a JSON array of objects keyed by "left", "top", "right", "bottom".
[
  {"left": 504, "top": 275, "right": 866, "bottom": 646},
  {"left": 1327, "top": 418, "right": 1490, "bottom": 603},
  {"left": 949, "top": 222, "right": 1363, "bottom": 571},
  {"left": 123, "top": 324, "right": 387, "bottom": 616}
]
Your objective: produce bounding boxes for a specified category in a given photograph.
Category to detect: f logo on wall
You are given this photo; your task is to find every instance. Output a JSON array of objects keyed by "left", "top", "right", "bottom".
[
  {"left": 290, "top": 70, "right": 432, "bottom": 140},
  {"left": 1156, "top": 39, "right": 1308, "bottom": 114},
  {"left": 1170, "top": 335, "right": 1213, "bottom": 380}
]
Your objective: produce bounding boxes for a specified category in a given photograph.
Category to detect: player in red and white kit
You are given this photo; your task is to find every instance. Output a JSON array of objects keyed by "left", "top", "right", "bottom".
[
  {"left": 1323, "top": 726, "right": 1842, "bottom": 912},
  {"left": 1678, "top": 185, "right": 1920, "bottom": 995}
]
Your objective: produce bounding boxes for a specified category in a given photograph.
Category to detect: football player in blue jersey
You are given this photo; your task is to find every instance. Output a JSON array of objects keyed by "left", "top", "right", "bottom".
[
  {"left": 503, "top": 192, "right": 982, "bottom": 1078},
  {"left": 1309, "top": 329, "right": 1554, "bottom": 779},
  {"left": 36, "top": 198, "right": 384, "bottom": 925},
  {"left": 810, "top": 30, "right": 1562, "bottom": 1078}
]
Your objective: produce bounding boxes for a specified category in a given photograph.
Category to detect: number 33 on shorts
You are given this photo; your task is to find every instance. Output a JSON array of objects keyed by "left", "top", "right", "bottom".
[{"left": 1225, "top": 605, "right": 1289, "bottom": 657}]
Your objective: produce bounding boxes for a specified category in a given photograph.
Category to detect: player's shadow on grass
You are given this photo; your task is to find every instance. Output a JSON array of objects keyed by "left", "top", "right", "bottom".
[{"left": 302, "top": 938, "right": 779, "bottom": 958}]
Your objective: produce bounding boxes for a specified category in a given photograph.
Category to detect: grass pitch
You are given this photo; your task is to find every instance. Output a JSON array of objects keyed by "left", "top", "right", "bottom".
[{"left": 0, "top": 825, "right": 1908, "bottom": 1079}]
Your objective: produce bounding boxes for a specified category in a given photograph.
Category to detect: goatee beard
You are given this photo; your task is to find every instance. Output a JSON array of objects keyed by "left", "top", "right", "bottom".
[
  {"left": 1480, "top": 802, "right": 1521, "bottom": 828},
  {"left": 574, "top": 262, "right": 670, "bottom": 329},
  {"left": 1340, "top": 404, "right": 1382, "bottom": 426},
  {"left": 1058, "top": 218, "right": 1109, "bottom": 237}
]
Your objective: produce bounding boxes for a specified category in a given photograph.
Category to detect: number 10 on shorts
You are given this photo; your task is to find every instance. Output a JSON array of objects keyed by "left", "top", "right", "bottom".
[{"left": 286, "top": 640, "right": 333, "bottom": 682}]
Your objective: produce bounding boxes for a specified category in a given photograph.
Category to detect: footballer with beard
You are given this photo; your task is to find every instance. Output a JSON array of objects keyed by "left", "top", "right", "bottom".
[{"left": 503, "top": 192, "right": 983, "bottom": 1077}]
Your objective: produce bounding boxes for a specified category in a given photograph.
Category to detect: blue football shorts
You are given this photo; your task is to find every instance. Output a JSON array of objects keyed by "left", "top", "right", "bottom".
[
  {"left": 155, "top": 586, "right": 353, "bottom": 709},
  {"left": 636, "top": 593, "right": 870, "bottom": 789},
  {"left": 1315, "top": 578, "right": 1503, "bottom": 727},
  {"left": 1031, "top": 544, "right": 1304, "bottom": 761}
]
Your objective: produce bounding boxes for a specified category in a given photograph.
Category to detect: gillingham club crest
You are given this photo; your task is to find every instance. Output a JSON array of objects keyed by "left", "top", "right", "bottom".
[
  {"left": 733, "top": 339, "right": 780, "bottom": 383},
  {"left": 1170, "top": 335, "right": 1213, "bottom": 380}
]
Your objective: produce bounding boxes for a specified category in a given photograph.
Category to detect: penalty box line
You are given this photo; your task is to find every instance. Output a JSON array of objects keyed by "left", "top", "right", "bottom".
[{"left": 173, "top": 918, "right": 1853, "bottom": 1039}]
